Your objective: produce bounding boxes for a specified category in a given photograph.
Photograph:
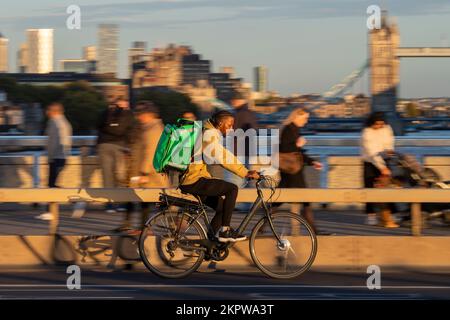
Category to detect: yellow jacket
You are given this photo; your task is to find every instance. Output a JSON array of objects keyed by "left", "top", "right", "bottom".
[{"left": 181, "top": 120, "right": 248, "bottom": 186}]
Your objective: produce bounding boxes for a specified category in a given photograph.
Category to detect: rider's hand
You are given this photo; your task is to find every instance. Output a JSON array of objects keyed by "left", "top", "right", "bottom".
[
  {"left": 246, "top": 170, "right": 260, "bottom": 180},
  {"left": 296, "top": 137, "right": 307, "bottom": 148},
  {"left": 380, "top": 167, "right": 391, "bottom": 176}
]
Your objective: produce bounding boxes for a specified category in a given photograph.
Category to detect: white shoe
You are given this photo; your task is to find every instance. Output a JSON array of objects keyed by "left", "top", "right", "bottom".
[
  {"left": 365, "top": 214, "right": 378, "bottom": 226},
  {"left": 35, "top": 213, "right": 53, "bottom": 221}
]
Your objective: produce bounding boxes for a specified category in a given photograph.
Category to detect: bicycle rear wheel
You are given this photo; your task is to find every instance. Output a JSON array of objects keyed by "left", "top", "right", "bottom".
[
  {"left": 139, "top": 210, "right": 206, "bottom": 278},
  {"left": 249, "top": 212, "right": 317, "bottom": 279}
]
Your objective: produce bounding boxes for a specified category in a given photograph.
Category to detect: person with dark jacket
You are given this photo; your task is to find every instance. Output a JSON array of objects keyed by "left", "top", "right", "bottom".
[
  {"left": 97, "top": 98, "right": 134, "bottom": 213},
  {"left": 273, "top": 108, "right": 326, "bottom": 234},
  {"left": 231, "top": 91, "right": 258, "bottom": 132},
  {"left": 227, "top": 91, "right": 258, "bottom": 211}
]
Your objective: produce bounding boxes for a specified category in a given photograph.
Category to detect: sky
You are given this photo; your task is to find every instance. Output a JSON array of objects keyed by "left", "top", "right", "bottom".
[{"left": 1, "top": 0, "right": 450, "bottom": 98}]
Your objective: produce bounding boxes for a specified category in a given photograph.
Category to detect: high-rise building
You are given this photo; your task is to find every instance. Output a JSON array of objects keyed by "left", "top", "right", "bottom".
[
  {"left": 26, "top": 29, "right": 54, "bottom": 73},
  {"left": 17, "top": 43, "right": 28, "bottom": 73},
  {"left": 254, "top": 66, "right": 268, "bottom": 93},
  {"left": 97, "top": 24, "right": 119, "bottom": 75},
  {"left": 83, "top": 46, "right": 96, "bottom": 61},
  {"left": 0, "top": 33, "right": 9, "bottom": 72},
  {"left": 182, "top": 54, "right": 211, "bottom": 86},
  {"left": 128, "top": 41, "right": 148, "bottom": 77}
]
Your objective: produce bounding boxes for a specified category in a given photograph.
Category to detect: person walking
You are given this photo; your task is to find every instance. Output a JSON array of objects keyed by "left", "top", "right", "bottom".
[
  {"left": 97, "top": 98, "right": 134, "bottom": 213},
  {"left": 36, "top": 102, "right": 72, "bottom": 220},
  {"left": 228, "top": 91, "right": 258, "bottom": 211},
  {"left": 360, "top": 112, "right": 399, "bottom": 228},
  {"left": 124, "top": 101, "right": 169, "bottom": 231},
  {"left": 272, "top": 108, "right": 326, "bottom": 234}
]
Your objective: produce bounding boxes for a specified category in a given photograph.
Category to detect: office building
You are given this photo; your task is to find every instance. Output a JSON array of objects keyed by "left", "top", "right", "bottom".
[
  {"left": 97, "top": 24, "right": 119, "bottom": 75},
  {"left": 182, "top": 54, "right": 211, "bottom": 86},
  {"left": 83, "top": 46, "right": 96, "bottom": 61},
  {"left": 26, "top": 29, "right": 54, "bottom": 73},
  {"left": 0, "top": 33, "right": 8, "bottom": 72},
  {"left": 128, "top": 41, "right": 148, "bottom": 77},
  {"left": 254, "top": 66, "right": 268, "bottom": 93},
  {"left": 17, "top": 43, "right": 28, "bottom": 73}
]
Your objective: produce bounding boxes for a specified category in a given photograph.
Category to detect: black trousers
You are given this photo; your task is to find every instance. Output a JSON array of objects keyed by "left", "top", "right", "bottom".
[
  {"left": 363, "top": 161, "right": 396, "bottom": 214},
  {"left": 48, "top": 159, "right": 66, "bottom": 188},
  {"left": 180, "top": 178, "right": 238, "bottom": 234}
]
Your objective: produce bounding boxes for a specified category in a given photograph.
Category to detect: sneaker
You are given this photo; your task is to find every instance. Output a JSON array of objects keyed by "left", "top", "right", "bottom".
[
  {"left": 116, "top": 205, "right": 127, "bottom": 213},
  {"left": 216, "top": 228, "right": 246, "bottom": 243},
  {"left": 35, "top": 212, "right": 53, "bottom": 221},
  {"left": 365, "top": 214, "right": 378, "bottom": 226}
]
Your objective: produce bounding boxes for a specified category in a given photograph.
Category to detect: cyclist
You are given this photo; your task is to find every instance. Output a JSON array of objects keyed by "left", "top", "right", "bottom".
[{"left": 179, "top": 110, "right": 259, "bottom": 243}]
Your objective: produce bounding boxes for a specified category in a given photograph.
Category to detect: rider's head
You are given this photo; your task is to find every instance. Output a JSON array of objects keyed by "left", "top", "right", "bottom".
[{"left": 210, "top": 110, "right": 234, "bottom": 135}]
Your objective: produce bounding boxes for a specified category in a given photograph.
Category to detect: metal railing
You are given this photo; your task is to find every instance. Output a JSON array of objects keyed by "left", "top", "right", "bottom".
[
  {"left": 1, "top": 135, "right": 449, "bottom": 189},
  {"left": 0, "top": 188, "right": 448, "bottom": 237}
]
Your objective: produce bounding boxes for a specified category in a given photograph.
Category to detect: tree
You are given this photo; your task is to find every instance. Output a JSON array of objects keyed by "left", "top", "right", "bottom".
[
  {"left": 136, "top": 89, "right": 200, "bottom": 124},
  {"left": 0, "top": 77, "right": 108, "bottom": 134},
  {"left": 62, "top": 81, "right": 108, "bottom": 134}
]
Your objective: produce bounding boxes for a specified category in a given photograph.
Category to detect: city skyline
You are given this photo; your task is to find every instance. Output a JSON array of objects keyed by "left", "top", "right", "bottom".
[{"left": 1, "top": 0, "right": 450, "bottom": 97}]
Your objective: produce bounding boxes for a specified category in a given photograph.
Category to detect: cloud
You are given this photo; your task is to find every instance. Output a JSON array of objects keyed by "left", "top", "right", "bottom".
[{"left": 3, "top": 0, "right": 450, "bottom": 30}]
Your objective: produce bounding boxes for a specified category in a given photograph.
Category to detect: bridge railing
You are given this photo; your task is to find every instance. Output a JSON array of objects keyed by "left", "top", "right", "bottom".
[
  {"left": 1, "top": 135, "right": 449, "bottom": 189},
  {"left": 0, "top": 188, "right": 448, "bottom": 237}
]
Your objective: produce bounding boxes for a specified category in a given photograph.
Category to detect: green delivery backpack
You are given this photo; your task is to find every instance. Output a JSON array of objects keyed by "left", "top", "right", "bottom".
[{"left": 153, "top": 119, "right": 202, "bottom": 173}]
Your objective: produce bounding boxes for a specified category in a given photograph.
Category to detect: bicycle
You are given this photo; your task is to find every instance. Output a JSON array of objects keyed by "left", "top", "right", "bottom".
[{"left": 138, "top": 175, "right": 318, "bottom": 279}]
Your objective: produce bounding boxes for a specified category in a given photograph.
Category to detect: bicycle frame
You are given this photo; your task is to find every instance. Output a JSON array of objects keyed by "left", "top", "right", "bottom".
[
  {"left": 146, "top": 177, "right": 284, "bottom": 253},
  {"left": 178, "top": 178, "right": 284, "bottom": 249}
]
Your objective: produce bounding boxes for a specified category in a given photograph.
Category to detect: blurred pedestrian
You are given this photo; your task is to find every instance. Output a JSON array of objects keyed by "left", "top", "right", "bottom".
[
  {"left": 228, "top": 91, "right": 258, "bottom": 212},
  {"left": 124, "top": 101, "right": 169, "bottom": 231},
  {"left": 36, "top": 102, "right": 72, "bottom": 220},
  {"left": 272, "top": 108, "right": 326, "bottom": 234},
  {"left": 361, "top": 111, "right": 399, "bottom": 228},
  {"left": 97, "top": 98, "right": 134, "bottom": 213}
]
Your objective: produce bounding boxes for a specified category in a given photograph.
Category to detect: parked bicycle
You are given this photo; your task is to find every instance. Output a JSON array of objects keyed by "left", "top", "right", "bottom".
[{"left": 138, "top": 175, "right": 318, "bottom": 279}]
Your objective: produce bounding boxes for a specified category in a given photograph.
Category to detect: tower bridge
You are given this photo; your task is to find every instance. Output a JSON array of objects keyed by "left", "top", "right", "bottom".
[{"left": 319, "top": 12, "right": 450, "bottom": 135}]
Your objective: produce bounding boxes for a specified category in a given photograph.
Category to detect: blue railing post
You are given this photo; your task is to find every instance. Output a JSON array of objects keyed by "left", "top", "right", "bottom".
[
  {"left": 32, "top": 152, "right": 41, "bottom": 188},
  {"left": 320, "top": 155, "right": 329, "bottom": 188}
]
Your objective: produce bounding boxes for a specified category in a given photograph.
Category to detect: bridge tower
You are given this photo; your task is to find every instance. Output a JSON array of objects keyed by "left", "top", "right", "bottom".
[{"left": 369, "top": 11, "right": 404, "bottom": 135}]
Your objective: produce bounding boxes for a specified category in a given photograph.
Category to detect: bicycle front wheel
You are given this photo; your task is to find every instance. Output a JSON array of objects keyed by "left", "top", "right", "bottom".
[
  {"left": 139, "top": 210, "right": 206, "bottom": 278},
  {"left": 249, "top": 212, "right": 317, "bottom": 279}
]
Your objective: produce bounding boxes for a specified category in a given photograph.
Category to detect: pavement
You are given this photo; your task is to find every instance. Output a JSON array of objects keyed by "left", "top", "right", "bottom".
[
  {"left": 0, "top": 203, "right": 448, "bottom": 300},
  {"left": 0, "top": 267, "right": 448, "bottom": 300},
  {"left": 0, "top": 203, "right": 448, "bottom": 236}
]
